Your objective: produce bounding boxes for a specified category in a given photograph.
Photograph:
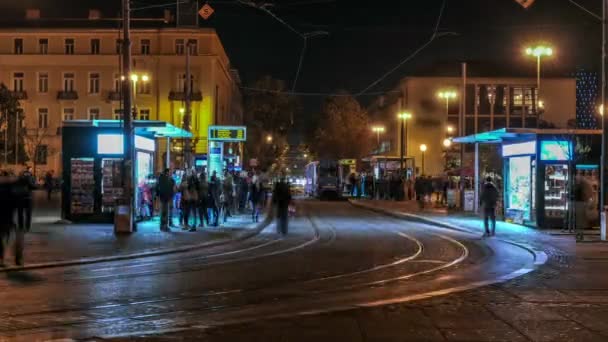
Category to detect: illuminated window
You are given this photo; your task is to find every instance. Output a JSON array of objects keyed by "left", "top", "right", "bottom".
[
  {"left": 14, "top": 38, "right": 23, "bottom": 54},
  {"left": 38, "top": 72, "right": 48, "bottom": 93},
  {"left": 137, "top": 80, "right": 151, "bottom": 94},
  {"left": 65, "top": 38, "right": 74, "bottom": 55}
]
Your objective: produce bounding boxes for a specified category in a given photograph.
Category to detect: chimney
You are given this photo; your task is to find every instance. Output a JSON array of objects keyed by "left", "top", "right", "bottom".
[
  {"left": 25, "top": 9, "right": 40, "bottom": 20},
  {"left": 88, "top": 9, "right": 101, "bottom": 20}
]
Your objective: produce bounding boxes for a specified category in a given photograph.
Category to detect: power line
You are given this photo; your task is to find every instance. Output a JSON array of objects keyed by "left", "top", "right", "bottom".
[{"left": 355, "top": 0, "right": 451, "bottom": 96}]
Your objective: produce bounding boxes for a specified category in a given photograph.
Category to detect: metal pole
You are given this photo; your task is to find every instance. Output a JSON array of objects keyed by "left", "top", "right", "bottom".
[
  {"left": 474, "top": 142, "right": 480, "bottom": 213},
  {"left": 399, "top": 97, "right": 404, "bottom": 172},
  {"left": 460, "top": 62, "right": 467, "bottom": 208},
  {"left": 421, "top": 151, "right": 425, "bottom": 175},
  {"left": 122, "top": 0, "right": 134, "bottom": 230},
  {"left": 446, "top": 98, "right": 449, "bottom": 116},
  {"left": 166, "top": 137, "right": 171, "bottom": 169},
  {"left": 601, "top": 0, "right": 608, "bottom": 240},
  {"left": 537, "top": 55, "right": 542, "bottom": 129},
  {"left": 15, "top": 114, "right": 18, "bottom": 166},
  {"left": 184, "top": 41, "right": 193, "bottom": 169}
]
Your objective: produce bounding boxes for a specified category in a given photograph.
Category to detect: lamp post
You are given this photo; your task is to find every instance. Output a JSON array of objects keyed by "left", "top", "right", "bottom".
[
  {"left": 437, "top": 90, "right": 458, "bottom": 116},
  {"left": 525, "top": 45, "right": 553, "bottom": 114},
  {"left": 371, "top": 126, "right": 385, "bottom": 145},
  {"left": 420, "top": 144, "right": 427, "bottom": 175},
  {"left": 398, "top": 112, "right": 412, "bottom": 172},
  {"left": 266, "top": 134, "right": 273, "bottom": 143},
  {"left": 443, "top": 138, "right": 452, "bottom": 171},
  {"left": 129, "top": 73, "right": 149, "bottom": 120}
]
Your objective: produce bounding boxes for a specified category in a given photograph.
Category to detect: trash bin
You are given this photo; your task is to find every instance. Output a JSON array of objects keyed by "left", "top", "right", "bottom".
[{"left": 114, "top": 204, "right": 133, "bottom": 234}]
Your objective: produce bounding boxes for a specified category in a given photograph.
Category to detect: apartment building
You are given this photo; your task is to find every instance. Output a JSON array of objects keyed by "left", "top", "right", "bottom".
[
  {"left": 0, "top": 12, "right": 242, "bottom": 174},
  {"left": 369, "top": 76, "right": 576, "bottom": 176}
]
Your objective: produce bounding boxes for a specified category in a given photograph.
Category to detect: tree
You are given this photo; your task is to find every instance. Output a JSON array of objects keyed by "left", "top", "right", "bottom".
[
  {"left": 0, "top": 83, "right": 27, "bottom": 166},
  {"left": 23, "top": 127, "right": 57, "bottom": 176},
  {"left": 243, "top": 76, "right": 297, "bottom": 170},
  {"left": 312, "top": 93, "right": 371, "bottom": 159}
]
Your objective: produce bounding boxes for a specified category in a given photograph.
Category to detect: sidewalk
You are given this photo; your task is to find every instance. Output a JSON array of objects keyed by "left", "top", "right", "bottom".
[{"left": 1, "top": 192, "right": 268, "bottom": 269}]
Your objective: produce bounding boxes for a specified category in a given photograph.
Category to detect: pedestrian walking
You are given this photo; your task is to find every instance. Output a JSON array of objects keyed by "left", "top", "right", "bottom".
[
  {"left": 0, "top": 171, "right": 18, "bottom": 267},
  {"left": 250, "top": 172, "right": 261, "bottom": 222},
  {"left": 480, "top": 176, "right": 499, "bottom": 237},
  {"left": 414, "top": 176, "right": 425, "bottom": 209},
  {"left": 15, "top": 167, "right": 36, "bottom": 233},
  {"left": 44, "top": 170, "right": 54, "bottom": 201},
  {"left": 157, "top": 168, "right": 175, "bottom": 231},
  {"left": 273, "top": 173, "right": 292, "bottom": 235}
]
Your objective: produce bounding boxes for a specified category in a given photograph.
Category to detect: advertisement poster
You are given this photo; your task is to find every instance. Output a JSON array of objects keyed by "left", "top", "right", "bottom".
[
  {"left": 464, "top": 190, "right": 475, "bottom": 212},
  {"left": 208, "top": 141, "right": 224, "bottom": 179}
]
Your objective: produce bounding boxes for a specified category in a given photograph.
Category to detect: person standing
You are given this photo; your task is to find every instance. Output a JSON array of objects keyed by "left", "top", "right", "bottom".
[
  {"left": 157, "top": 168, "right": 175, "bottom": 231},
  {"left": 250, "top": 172, "right": 261, "bottom": 222},
  {"left": 222, "top": 170, "right": 234, "bottom": 222},
  {"left": 273, "top": 173, "right": 292, "bottom": 235},
  {"left": 197, "top": 171, "right": 210, "bottom": 228},
  {"left": 0, "top": 171, "right": 18, "bottom": 267},
  {"left": 15, "top": 167, "right": 36, "bottom": 233},
  {"left": 208, "top": 171, "right": 221, "bottom": 226},
  {"left": 480, "top": 176, "right": 499, "bottom": 237}
]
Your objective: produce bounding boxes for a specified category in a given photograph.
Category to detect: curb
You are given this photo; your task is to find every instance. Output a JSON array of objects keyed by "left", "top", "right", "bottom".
[
  {"left": 0, "top": 210, "right": 273, "bottom": 273},
  {"left": 348, "top": 199, "right": 548, "bottom": 268}
]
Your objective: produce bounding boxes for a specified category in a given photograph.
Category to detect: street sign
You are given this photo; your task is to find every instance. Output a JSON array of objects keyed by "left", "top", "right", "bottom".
[
  {"left": 339, "top": 159, "right": 356, "bottom": 165},
  {"left": 198, "top": 3, "right": 214, "bottom": 20},
  {"left": 208, "top": 126, "right": 246, "bottom": 142}
]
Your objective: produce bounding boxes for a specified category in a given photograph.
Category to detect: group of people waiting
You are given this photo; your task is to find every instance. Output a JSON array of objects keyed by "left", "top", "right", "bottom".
[{"left": 155, "top": 168, "right": 270, "bottom": 232}]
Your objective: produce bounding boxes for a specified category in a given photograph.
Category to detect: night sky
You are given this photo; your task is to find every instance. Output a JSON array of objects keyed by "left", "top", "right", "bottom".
[{"left": 0, "top": 0, "right": 602, "bottom": 99}]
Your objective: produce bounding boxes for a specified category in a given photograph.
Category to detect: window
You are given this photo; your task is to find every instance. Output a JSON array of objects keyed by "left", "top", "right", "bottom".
[
  {"left": 63, "top": 108, "right": 75, "bottom": 121},
  {"left": 140, "top": 39, "right": 150, "bottom": 55},
  {"left": 187, "top": 39, "right": 198, "bottom": 55},
  {"left": 116, "top": 39, "right": 122, "bottom": 54},
  {"left": 38, "top": 72, "right": 48, "bottom": 93},
  {"left": 14, "top": 38, "right": 23, "bottom": 54},
  {"left": 139, "top": 108, "right": 150, "bottom": 120},
  {"left": 90, "top": 38, "right": 100, "bottom": 55},
  {"left": 13, "top": 72, "right": 24, "bottom": 92},
  {"left": 175, "top": 39, "right": 185, "bottom": 55},
  {"left": 65, "top": 38, "right": 74, "bottom": 55},
  {"left": 113, "top": 108, "right": 123, "bottom": 120},
  {"left": 89, "top": 73, "right": 100, "bottom": 94},
  {"left": 114, "top": 73, "right": 122, "bottom": 92},
  {"left": 39, "top": 38, "right": 48, "bottom": 54},
  {"left": 137, "top": 80, "right": 151, "bottom": 94},
  {"left": 63, "top": 73, "right": 75, "bottom": 92},
  {"left": 35, "top": 145, "right": 48, "bottom": 165},
  {"left": 177, "top": 73, "right": 195, "bottom": 92},
  {"left": 88, "top": 108, "right": 100, "bottom": 120},
  {"left": 38, "top": 108, "right": 48, "bottom": 128},
  {"left": 512, "top": 87, "right": 536, "bottom": 107}
]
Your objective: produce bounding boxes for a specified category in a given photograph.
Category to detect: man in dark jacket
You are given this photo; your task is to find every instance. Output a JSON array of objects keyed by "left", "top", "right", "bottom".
[
  {"left": 208, "top": 171, "right": 220, "bottom": 226},
  {"left": 273, "top": 174, "right": 292, "bottom": 235},
  {"left": 0, "top": 171, "right": 18, "bottom": 267},
  {"left": 157, "top": 168, "right": 175, "bottom": 231},
  {"left": 480, "top": 176, "right": 499, "bottom": 237},
  {"left": 15, "top": 167, "right": 36, "bottom": 233}
]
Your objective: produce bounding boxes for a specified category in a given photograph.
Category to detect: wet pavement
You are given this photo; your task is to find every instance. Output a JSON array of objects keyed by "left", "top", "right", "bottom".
[
  {"left": 1, "top": 192, "right": 263, "bottom": 268},
  {"left": 0, "top": 200, "right": 549, "bottom": 341}
]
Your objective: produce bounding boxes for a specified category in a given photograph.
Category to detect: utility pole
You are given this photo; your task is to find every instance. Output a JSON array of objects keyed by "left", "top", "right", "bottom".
[
  {"left": 460, "top": 62, "right": 467, "bottom": 209},
  {"left": 399, "top": 97, "right": 405, "bottom": 172},
  {"left": 122, "top": 0, "right": 134, "bottom": 230},
  {"left": 601, "top": 0, "right": 608, "bottom": 240},
  {"left": 183, "top": 40, "right": 193, "bottom": 169}
]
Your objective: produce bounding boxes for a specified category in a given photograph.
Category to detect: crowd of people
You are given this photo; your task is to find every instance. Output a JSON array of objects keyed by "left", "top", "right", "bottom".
[{"left": 146, "top": 167, "right": 277, "bottom": 232}]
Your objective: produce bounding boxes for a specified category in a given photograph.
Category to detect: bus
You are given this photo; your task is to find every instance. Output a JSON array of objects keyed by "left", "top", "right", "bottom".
[{"left": 305, "top": 160, "right": 340, "bottom": 199}]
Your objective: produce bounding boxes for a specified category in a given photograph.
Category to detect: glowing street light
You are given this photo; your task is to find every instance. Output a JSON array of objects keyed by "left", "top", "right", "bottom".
[
  {"left": 266, "top": 134, "right": 273, "bottom": 143},
  {"left": 443, "top": 138, "right": 452, "bottom": 148},
  {"left": 179, "top": 107, "right": 185, "bottom": 115},
  {"left": 420, "top": 144, "right": 427, "bottom": 175},
  {"left": 398, "top": 112, "right": 413, "bottom": 171},
  {"left": 525, "top": 44, "right": 553, "bottom": 123},
  {"left": 437, "top": 90, "right": 458, "bottom": 117},
  {"left": 371, "top": 125, "right": 385, "bottom": 145}
]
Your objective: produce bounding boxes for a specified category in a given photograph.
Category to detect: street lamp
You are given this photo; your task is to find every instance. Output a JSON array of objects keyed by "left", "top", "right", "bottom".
[
  {"left": 443, "top": 138, "right": 452, "bottom": 148},
  {"left": 437, "top": 90, "right": 458, "bottom": 117},
  {"left": 129, "top": 73, "right": 149, "bottom": 120},
  {"left": 266, "top": 134, "right": 273, "bottom": 143},
  {"left": 398, "top": 112, "right": 412, "bottom": 172},
  {"left": 371, "top": 125, "right": 385, "bottom": 145},
  {"left": 420, "top": 144, "right": 427, "bottom": 175},
  {"left": 525, "top": 44, "right": 553, "bottom": 109},
  {"left": 446, "top": 125, "right": 454, "bottom": 135}
]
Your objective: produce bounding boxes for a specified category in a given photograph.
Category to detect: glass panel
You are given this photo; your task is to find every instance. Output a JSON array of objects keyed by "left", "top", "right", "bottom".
[
  {"left": 101, "top": 158, "right": 124, "bottom": 213},
  {"left": 544, "top": 164, "right": 569, "bottom": 219},
  {"left": 506, "top": 156, "right": 531, "bottom": 222}
]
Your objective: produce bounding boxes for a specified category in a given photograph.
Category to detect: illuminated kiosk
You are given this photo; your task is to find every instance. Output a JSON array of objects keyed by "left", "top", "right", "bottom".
[
  {"left": 61, "top": 120, "right": 192, "bottom": 223},
  {"left": 454, "top": 128, "right": 601, "bottom": 229},
  {"left": 206, "top": 125, "right": 246, "bottom": 178}
]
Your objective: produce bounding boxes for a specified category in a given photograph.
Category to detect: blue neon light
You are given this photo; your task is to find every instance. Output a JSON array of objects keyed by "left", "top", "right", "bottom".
[{"left": 540, "top": 140, "right": 572, "bottom": 161}]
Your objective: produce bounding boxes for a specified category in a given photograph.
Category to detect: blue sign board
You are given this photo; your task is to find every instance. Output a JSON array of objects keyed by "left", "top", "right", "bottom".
[{"left": 540, "top": 140, "right": 572, "bottom": 161}]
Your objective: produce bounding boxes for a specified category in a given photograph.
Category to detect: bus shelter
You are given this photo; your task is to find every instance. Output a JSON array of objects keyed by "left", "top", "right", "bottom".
[{"left": 61, "top": 120, "right": 192, "bottom": 223}]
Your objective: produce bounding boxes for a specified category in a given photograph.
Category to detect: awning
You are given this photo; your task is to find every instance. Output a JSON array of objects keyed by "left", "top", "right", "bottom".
[
  {"left": 452, "top": 128, "right": 601, "bottom": 144},
  {"left": 63, "top": 120, "right": 193, "bottom": 138}
]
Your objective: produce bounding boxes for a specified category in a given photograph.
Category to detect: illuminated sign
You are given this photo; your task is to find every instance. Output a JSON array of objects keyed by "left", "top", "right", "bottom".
[
  {"left": 135, "top": 136, "right": 155, "bottom": 152},
  {"left": 540, "top": 140, "right": 572, "bottom": 161},
  {"left": 208, "top": 126, "right": 246, "bottom": 142},
  {"left": 97, "top": 134, "right": 124, "bottom": 154},
  {"left": 502, "top": 141, "right": 536, "bottom": 157},
  {"left": 339, "top": 159, "right": 356, "bottom": 165}
]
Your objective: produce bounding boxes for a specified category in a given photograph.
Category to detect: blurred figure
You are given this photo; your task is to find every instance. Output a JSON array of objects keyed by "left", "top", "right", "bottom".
[
  {"left": 157, "top": 168, "right": 175, "bottom": 231},
  {"left": 208, "top": 171, "right": 220, "bottom": 226},
  {"left": 273, "top": 172, "right": 292, "bottom": 235},
  {"left": 197, "top": 171, "right": 210, "bottom": 228},
  {"left": 480, "top": 176, "right": 499, "bottom": 237},
  {"left": 414, "top": 176, "right": 425, "bottom": 209},
  {"left": 44, "top": 170, "right": 54, "bottom": 201},
  {"left": 15, "top": 167, "right": 36, "bottom": 233},
  {"left": 250, "top": 171, "right": 261, "bottom": 222},
  {"left": 0, "top": 171, "right": 18, "bottom": 267},
  {"left": 222, "top": 170, "right": 234, "bottom": 222},
  {"left": 179, "top": 170, "right": 199, "bottom": 231}
]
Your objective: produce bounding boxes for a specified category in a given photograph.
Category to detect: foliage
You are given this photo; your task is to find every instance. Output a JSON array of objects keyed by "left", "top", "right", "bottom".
[
  {"left": 0, "top": 83, "right": 27, "bottom": 165},
  {"left": 23, "top": 127, "right": 57, "bottom": 176},
  {"left": 312, "top": 93, "right": 371, "bottom": 159},
  {"left": 243, "top": 76, "right": 297, "bottom": 170}
]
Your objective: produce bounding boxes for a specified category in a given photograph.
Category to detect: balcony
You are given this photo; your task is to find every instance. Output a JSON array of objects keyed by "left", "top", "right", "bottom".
[
  {"left": 57, "top": 91, "right": 78, "bottom": 100},
  {"left": 169, "top": 90, "right": 202, "bottom": 101},
  {"left": 107, "top": 91, "right": 122, "bottom": 101},
  {"left": 11, "top": 91, "right": 27, "bottom": 100}
]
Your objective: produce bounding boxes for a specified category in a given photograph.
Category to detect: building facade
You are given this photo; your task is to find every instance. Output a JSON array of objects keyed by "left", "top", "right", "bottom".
[
  {"left": 0, "top": 15, "right": 242, "bottom": 175},
  {"left": 369, "top": 76, "right": 576, "bottom": 176}
]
